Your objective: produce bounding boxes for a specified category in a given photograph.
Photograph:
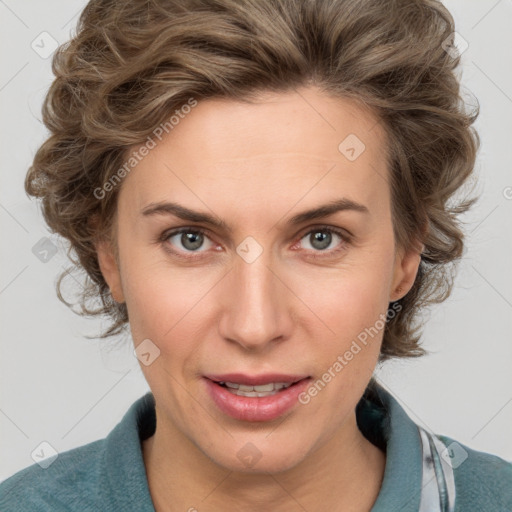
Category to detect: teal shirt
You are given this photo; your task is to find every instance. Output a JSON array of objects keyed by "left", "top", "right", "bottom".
[{"left": 1, "top": 382, "right": 511, "bottom": 511}]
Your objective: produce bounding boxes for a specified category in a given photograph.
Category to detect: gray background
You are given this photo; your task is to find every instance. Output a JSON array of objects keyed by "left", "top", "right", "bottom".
[{"left": 1, "top": 0, "right": 511, "bottom": 480}]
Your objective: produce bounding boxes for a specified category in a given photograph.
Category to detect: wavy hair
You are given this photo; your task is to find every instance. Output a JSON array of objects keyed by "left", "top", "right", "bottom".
[{"left": 26, "top": 0, "right": 479, "bottom": 361}]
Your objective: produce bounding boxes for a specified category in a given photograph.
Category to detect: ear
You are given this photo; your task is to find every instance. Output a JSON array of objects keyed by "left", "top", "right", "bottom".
[
  {"left": 390, "top": 241, "right": 422, "bottom": 302},
  {"left": 96, "top": 240, "right": 125, "bottom": 303}
]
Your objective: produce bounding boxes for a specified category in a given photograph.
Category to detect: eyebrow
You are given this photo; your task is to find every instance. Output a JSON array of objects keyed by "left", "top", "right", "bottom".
[{"left": 141, "top": 198, "right": 369, "bottom": 231}]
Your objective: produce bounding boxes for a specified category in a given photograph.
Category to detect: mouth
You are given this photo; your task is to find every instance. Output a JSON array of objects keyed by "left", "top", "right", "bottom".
[{"left": 203, "top": 374, "right": 312, "bottom": 421}]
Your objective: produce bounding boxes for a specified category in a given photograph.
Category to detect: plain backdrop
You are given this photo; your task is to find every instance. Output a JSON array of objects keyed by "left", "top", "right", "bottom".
[{"left": 1, "top": 0, "right": 511, "bottom": 481}]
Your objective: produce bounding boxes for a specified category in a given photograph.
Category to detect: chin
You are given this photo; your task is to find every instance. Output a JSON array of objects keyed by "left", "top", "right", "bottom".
[{"left": 202, "top": 435, "right": 310, "bottom": 475}]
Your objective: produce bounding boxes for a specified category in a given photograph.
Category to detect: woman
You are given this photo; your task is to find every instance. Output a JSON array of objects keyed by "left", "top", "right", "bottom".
[{"left": 1, "top": 0, "right": 510, "bottom": 510}]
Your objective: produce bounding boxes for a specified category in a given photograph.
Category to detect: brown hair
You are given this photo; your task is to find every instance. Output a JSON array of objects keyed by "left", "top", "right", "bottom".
[{"left": 26, "top": 0, "right": 479, "bottom": 361}]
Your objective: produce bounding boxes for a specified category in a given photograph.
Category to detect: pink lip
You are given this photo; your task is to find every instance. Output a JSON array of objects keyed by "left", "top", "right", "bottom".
[{"left": 204, "top": 376, "right": 311, "bottom": 422}]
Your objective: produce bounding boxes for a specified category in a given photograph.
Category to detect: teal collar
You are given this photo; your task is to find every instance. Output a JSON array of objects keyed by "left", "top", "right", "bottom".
[{"left": 359, "top": 381, "right": 456, "bottom": 512}]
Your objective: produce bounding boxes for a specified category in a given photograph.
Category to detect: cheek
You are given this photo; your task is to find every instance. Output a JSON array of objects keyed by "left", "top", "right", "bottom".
[
  {"left": 119, "top": 247, "right": 221, "bottom": 368},
  {"left": 122, "top": 266, "right": 205, "bottom": 337},
  {"left": 292, "top": 256, "right": 395, "bottom": 336}
]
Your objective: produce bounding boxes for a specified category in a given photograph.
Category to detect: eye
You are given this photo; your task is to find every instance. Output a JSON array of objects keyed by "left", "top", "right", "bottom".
[
  {"left": 159, "top": 225, "right": 351, "bottom": 260},
  {"left": 162, "top": 228, "right": 215, "bottom": 254},
  {"left": 296, "top": 226, "right": 350, "bottom": 256}
]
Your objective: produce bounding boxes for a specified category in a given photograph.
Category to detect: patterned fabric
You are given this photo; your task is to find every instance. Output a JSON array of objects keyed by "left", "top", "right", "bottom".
[{"left": 418, "top": 426, "right": 456, "bottom": 512}]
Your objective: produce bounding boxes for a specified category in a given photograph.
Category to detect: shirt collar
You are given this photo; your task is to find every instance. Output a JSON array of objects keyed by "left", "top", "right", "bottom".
[
  {"left": 358, "top": 381, "right": 423, "bottom": 511},
  {"left": 103, "top": 392, "right": 156, "bottom": 511}
]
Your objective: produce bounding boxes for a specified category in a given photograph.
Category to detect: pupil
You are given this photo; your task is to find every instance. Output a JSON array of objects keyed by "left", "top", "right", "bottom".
[
  {"left": 182, "top": 232, "right": 203, "bottom": 251},
  {"left": 311, "top": 231, "right": 331, "bottom": 250}
]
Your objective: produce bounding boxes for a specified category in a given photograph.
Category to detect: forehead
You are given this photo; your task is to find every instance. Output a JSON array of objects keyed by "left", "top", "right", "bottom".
[{"left": 118, "top": 87, "right": 390, "bottom": 219}]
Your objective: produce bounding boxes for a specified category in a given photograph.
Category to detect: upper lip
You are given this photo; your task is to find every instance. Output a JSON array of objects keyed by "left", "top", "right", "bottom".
[{"left": 205, "top": 373, "right": 310, "bottom": 386}]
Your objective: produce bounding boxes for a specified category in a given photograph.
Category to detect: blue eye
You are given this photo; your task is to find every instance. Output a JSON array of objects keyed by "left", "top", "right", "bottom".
[
  {"left": 295, "top": 226, "right": 350, "bottom": 258},
  {"left": 159, "top": 225, "right": 350, "bottom": 260},
  {"left": 164, "top": 228, "right": 214, "bottom": 253},
  {"left": 300, "top": 229, "right": 341, "bottom": 251}
]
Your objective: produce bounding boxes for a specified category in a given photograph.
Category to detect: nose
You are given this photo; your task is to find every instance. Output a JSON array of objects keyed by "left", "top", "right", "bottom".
[{"left": 217, "top": 249, "right": 294, "bottom": 351}]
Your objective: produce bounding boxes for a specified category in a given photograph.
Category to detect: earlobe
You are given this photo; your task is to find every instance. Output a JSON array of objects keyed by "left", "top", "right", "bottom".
[
  {"left": 391, "top": 244, "right": 422, "bottom": 302},
  {"left": 96, "top": 240, "right": 125, "bottom": 303}
]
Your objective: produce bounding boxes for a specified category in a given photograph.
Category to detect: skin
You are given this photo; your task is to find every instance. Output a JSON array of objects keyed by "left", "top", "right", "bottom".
[{"left": 97, "top": 86, "right": 421, "bottom": 511}]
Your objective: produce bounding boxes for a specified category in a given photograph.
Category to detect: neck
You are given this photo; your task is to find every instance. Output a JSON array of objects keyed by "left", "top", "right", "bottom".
[{"left": 142, "top": 409, "right": 386, "bottom": 512}]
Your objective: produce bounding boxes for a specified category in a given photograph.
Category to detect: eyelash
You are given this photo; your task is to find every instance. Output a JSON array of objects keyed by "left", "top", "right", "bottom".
[{"left": 159, "top": 225, "right": 351, "bottom": 261}]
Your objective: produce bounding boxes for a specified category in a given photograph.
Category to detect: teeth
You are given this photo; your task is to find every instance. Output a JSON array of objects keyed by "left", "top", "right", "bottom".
[
  {"left": 218, "top": 381, "right": 294, "bottom": 396},
  {"left": 239, "top": 383, "right": 274, "bottom": 392}
]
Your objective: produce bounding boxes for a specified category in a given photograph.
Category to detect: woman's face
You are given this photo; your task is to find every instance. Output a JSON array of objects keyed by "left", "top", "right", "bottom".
[{"left": 98, "top": 86, "right": 420, "bottom": 473}]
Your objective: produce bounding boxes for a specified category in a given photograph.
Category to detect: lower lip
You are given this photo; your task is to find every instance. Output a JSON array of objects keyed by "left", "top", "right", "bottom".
[{"left": 204, "top": 377, "right": 311, "bottom": 422}]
